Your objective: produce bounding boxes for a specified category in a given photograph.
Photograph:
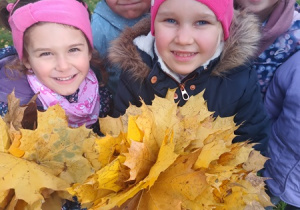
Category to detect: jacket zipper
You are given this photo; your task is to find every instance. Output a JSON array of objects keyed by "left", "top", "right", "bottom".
[
  {"left": 159, "top": 71, "right": 196, "bottom": 101},
  {"left": 179, "top": 84, "right": 190, "bottom": 101},
  {"left": 178, "top": 74, "right": 197, "bottom": 101}
]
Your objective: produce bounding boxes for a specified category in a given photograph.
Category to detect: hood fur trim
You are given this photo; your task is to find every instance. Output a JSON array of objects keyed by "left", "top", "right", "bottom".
[{"left": 108, "top": 10, "right": 260, "bottom": 80}]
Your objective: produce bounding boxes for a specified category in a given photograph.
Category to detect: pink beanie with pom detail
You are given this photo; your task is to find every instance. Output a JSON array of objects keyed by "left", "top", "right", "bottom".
[{"left": 150, "top": 0, "right": 233, "bottom": 40}]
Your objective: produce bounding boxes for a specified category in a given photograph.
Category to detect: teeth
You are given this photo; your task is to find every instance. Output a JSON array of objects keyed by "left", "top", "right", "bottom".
[
  {"left": 56, "top": 75, "right": 75, "bottom": 81},
  {"left": 173, "top": 52, "right": 196, "bottom": 57}
]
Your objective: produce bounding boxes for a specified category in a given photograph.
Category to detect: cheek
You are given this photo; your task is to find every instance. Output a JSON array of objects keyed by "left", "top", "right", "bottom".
[
  {"left": 197, "top": 32, "right": 220, "bottom": 50},
  {"left": 155, "top": 35, "right": 169, "bottom": 56},
  {"left": 32, "top": 67, "right": 48, "bottom": 77},
  {"left": 155, "top": 26, "right": 173, "bottom": 50}
]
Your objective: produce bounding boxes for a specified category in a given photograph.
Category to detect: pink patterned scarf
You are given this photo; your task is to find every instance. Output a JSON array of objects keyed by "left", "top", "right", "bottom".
[{"left": 27, "top": 70, "right": 100, "bottom": 128}]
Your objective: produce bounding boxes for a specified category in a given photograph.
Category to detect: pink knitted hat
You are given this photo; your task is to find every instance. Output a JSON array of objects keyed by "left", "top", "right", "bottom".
[
  {"left": 7, "top": 0, "right": 93, "bottom": 60},
  {"left": 150, "top": 0, "right": 233, "bottom": 40}
]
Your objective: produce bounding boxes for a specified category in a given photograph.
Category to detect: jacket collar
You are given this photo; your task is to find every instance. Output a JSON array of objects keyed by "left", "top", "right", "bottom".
[{"left": 109, "top": 10, "right": 261, "bottom": 81}]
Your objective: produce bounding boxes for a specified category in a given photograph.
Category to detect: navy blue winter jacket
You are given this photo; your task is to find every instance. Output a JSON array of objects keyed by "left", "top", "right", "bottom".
[{"left": 109, "top": 15, "right": 270, "bottom": 153}]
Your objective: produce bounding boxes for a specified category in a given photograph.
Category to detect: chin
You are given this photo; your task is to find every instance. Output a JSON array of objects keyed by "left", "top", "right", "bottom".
[{"left": 59, "top": 90, "right": 77, "bottom": 96}]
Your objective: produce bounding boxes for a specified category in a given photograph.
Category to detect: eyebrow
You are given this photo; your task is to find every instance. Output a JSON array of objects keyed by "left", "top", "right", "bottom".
[
  {"left": 157, "top": 10, "right": 217, "bottom": 21},
  {"left": 32, "top": 43, "right": 85, "bottom": 53},
  {"left": 196, "top": 13, "right": 218, "bottom": 21}
]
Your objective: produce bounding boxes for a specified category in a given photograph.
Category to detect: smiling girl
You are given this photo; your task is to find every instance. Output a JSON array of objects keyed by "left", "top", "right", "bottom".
[
  {"left": 0, "top": 0, "right": 112, "bottom": 128},
  {"left": 109, "top": 0, "right": 270, "bottom": 153}
]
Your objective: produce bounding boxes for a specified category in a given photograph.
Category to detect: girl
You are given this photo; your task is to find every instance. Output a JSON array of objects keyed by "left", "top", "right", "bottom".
[
  {"left": 235, "top": 0, "right": 300, "bottom": 97},
  {"left": 109, "top": 0, "right": 270, "bottom": 153},
  {"left": 264, "top": 51, "right": 300, "bottom": 209},
  {"left": 0, "top": 0, "right": 112, "bottom": 128}
]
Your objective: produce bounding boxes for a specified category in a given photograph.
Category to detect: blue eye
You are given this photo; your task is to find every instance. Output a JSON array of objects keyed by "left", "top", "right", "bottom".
[
  {"left": 196, "top": 20, "right": 209, "bottom": 25},
  {"left": 166, "top": 19, "right": 176, "bottom": 24},
  {"left": 40, "top": 52, "right": 51, "bottom": 57},
  {"left": 69, "top": 48, "right": 80, "bottom": 53}
]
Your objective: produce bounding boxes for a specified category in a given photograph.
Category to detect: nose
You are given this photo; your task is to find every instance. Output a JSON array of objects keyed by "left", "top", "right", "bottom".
[
  {"left": 55, "top": 55, "right": 70, "bottom": 72},
  {"left": 174, "top": 25, "right": 193, "bottom": 45}
]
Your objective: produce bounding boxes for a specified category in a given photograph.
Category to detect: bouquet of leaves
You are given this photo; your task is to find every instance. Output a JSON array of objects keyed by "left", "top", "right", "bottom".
[
  {"left": 0, "top": 90, "right": 272, "bottom": 209},
  {"left": 69, "top": 90, "right": 272, "bottom": 210}
]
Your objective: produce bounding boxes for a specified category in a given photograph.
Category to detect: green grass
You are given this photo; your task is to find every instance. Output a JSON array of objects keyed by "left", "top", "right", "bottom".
[
  {"left": 275, "top": 201, "right": 288, "bottom": 210},
  {"left": 0, "top": 0, "right": 99, "bottom": 48}
]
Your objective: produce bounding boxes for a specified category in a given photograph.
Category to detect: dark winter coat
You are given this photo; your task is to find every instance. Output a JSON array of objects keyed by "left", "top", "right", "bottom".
[{"left": 109, "top": 13, "right": 270, "bottom": 153}]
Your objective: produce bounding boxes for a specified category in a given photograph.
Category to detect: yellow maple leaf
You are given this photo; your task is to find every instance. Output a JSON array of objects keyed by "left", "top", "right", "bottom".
[
  {"left": 17, "top": 105, "right": 99, "bottom": 184},
  {"left": 127, "top": 115, "right": 144, "bottom": 142},
  {"left": 96, "top": 133, "right": 128, "bottom": 168},
  {"left": 0, "top": 153, "right": 69, "bottom": 208},
  {"left": 194, "top": 139, "right": 230, "bottom": 169},
  {"left": 96, "top": 156, "right": 128, "bottom": 192},
  {"left": 243, "top": 150, "right": 269, "bottom": 172},
  {"left": 123, "top": 139, "right": 155, "bottom": 182},
  {"left": 136, "top": 150, "right": 209, "bottom": 210},
  {"left": 99, "top": 115, "right": 124, "bottom": 136},
  {"left": 150, "top": 95, "right": 179, "bottom": 147}
]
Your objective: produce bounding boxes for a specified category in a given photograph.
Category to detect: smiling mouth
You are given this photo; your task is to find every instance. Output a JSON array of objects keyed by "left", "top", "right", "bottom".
[
  {"left": 118, "top": 2, "right": 140, "bottom": 5},
  {"left": 55, "top": 74, "right": 76, "bottom": 81},
  {"left": 173, "top": 51, "right": 197, "bottom": 57}
]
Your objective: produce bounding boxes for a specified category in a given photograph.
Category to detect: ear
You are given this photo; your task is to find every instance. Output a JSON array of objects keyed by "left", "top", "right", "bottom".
[{"left": 22, "top": 57, "right": 32, "bottom": 69}]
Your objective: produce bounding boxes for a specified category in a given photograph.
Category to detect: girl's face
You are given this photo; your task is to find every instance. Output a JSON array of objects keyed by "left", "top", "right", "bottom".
[
  {"left": 235, "top": 0, "right": 279, "bottom": 21},
  {"left": 154, "top": 0, "right": 223, "bottom": 76},
  {"left": 106, "top": 0, "right": 151, "bottom": 19},
  {"left": 23, "top": 23, "right": 91, "bottom": 96}
]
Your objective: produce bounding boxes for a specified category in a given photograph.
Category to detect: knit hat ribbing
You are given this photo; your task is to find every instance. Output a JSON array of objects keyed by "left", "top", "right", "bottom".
[{"left": 150, "top": 0, "right": 233, "bottom": 40}]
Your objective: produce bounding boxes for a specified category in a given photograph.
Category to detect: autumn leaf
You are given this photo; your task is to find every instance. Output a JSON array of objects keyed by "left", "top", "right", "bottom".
[
  {"left": 17, "top": 105, "right": 100, "bottom": 184},
  {"left": 3, "top": 90, "right": 27, "bottom": 131},
  {"left": 3, "top": 91, "right": 38, "bottom": 131},
  {"left": 137, "top": 150, "right": 209, "bottom": 210},
  {"left": 96, "top": 156, "right": 128, "bottom": 192},
  {"left": 243, "top": 150, "right": 269, "bottom": 172},
  {"left": 0, "top": 153, "right": 69, "bottom": 208},
  {"left": 194, "top": 139, "right": 230, "bottom": 169},
  {"left": 96, "top": 133, "right": 128, "bottom": 168},
  {"left": 99, "top": 115, "right": 124, "bottom": 136},
  {"left": 123, "top": 139, "right": 155, "bottom": 182}
]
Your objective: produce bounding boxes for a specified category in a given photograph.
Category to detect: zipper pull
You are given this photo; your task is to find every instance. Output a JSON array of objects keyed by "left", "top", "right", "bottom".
[{"left": 179, "top": 84, "right": 190, "bottom": 101}]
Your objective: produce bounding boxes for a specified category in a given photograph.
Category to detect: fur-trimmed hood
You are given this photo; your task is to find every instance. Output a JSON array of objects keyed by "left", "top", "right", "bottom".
[{"left": 109, "top": 10, "right": 261, "bottom": 80}]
